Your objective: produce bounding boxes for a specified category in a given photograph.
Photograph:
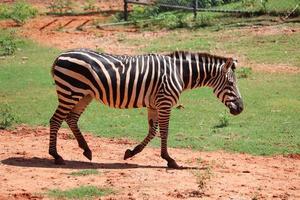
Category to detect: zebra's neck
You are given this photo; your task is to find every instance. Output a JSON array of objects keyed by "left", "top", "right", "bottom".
[{"left": 168, "top": 51, "right": 227, "bottom": 90}]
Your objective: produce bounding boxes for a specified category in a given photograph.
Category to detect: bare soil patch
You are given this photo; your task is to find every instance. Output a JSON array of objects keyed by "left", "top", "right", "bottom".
[
  {"left": 0, "top": 125, "right": 299, "bottom": 200},
  {"left": 243, "top": 24, "right": 300, "bottom": 36},
  {"left": 249, "top": 63, "right": 300, "bottom": 73}
]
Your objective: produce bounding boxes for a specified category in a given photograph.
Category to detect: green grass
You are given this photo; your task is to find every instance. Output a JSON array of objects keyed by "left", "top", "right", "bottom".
[
  {"left": 47, "top": 186, "right": 113, "bottom": 199},
  {"left": 69, "top": 169, "right": 99, "bottom": 176},
  {"left": 171, "top": 73, "right": 300, "bottom": 155},
  {"left": 217, "top": 0, "right": 300, "bottom": 14},
  {"left": 120, "top": 24, "right": 300, "bottom": 67},
  {"left": 0, "top": 26, "right": 299, "bottom": 156},
  {"left": 220, "top": 31, "right": 300, "bottom": 67},
  {"left": 0, "top": 30, "right": 59, "bottom": 126},
  {"left": 141, "top": 31, "right": 214, "bottom": 53},
  {"left": 0, "top": 103, "right": 18, "bottom": 129},
  {"left": 0, "top": 1, "right": 38, "bottom": 25}
]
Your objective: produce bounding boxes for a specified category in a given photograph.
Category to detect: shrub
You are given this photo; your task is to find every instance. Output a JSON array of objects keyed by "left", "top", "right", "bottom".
[
  {"left": 193, "top": 13, "right": 213, "bottom": 27},
  {"left": 156, "top": 12, "right": 213, "bottom": 29},
  {"left": 126, "top": 4, "right": 215, "bottom": 30},
  {"left": 129, "top": 5, "right": 160, "bottom": 20},
  {"left": 48, "top": 0, "right": 75, "bottom": 14},
  {"left": 0, "top": 32, "right": 17, "bottom": 56},
  {"left": 214, "top": 111, "right": 229, "bottom": 128},
  {"left": 261, "top": 0, "right": 269, "bottom": 11},
  {"left": 112, "top": 11, "right": 124, "bottom": 22},
  {"left": 83, "top": 0, "right": 97, "bottom": 12},
  {"left": 0, "top": 104, "right": 18, "bottom": 130},
  {"left": 0, "top": 4, "right": 10, "bottom": 19},
  {"left": 10, "top": 1, "right": 38, "bottom": 25},
  {"left": 159, "top": 12, "right": 183, "bottom": 29},
  {"left": 157, "top": 0, "right": 241, "bottom": 9},
  {"left": 0, "top": 1, "right": 37, "bottom": 25},
  {"left": 237, "top": 67, "right": 252, "bottom": 78}
]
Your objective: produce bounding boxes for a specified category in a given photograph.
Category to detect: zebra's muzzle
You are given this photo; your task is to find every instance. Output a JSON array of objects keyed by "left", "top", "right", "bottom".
[{"left": 228, "top": 98, "right": 243, "bottom": 115}]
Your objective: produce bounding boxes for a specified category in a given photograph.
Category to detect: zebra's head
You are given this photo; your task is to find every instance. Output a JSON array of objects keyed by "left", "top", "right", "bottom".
[{"left": 213, "top": 58, "right": 243, "bottom": 115}]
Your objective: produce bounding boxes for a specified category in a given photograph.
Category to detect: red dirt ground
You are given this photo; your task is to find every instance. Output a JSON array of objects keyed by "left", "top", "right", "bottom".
[{"left": 0, "top": 125, "right": 299, "bottom": 200}]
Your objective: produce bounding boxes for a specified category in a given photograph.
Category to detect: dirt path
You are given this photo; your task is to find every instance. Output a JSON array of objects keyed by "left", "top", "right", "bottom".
[{"left": 0, "top": 125, "right": 299, "bottom": 200}]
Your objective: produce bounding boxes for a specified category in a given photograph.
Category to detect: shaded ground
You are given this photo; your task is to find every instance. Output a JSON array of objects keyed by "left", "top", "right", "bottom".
[{"left": 0, "top": 125, "right": 299, "bottom": 200}]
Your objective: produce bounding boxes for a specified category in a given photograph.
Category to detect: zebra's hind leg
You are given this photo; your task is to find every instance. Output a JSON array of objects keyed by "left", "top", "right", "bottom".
[
  {"left": 49, "top": 103, "right": 74, "bottom": 165},
  {"left": 65, "top": 95, "right": 93, "bottom": 161},
  {"left": 124, "top": 108, "right": 158, "bottom": 160}
]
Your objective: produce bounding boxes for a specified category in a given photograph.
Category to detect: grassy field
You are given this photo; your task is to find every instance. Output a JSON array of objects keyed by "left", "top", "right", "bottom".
[
  {"left": 122, "top": 24, "right": 300, "bottom": 67},
  {"left": 1, "top": 23, "right": 299, "bottom": 156},
  {"left": 218, "top": 0, "right": 300, "bottom": 14}
]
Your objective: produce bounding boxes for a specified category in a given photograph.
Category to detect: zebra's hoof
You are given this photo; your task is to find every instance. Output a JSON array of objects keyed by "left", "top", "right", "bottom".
[
  {"left": 83, "top": 149, "right": 92, "bottom": 161},
  {"left": 54, "top": 157, "right": 65, "bottom": 165},
  {"left": 167, "top": 160, "right": 180, "bottom": 169},
  {"left": 124, "top": 149, "right": 133, "bottom": 160}
]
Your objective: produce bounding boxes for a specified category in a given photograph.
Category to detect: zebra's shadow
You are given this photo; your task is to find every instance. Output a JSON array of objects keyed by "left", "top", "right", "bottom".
[{"left": 1, "top": 157, "right": 203, "bottom": 170}]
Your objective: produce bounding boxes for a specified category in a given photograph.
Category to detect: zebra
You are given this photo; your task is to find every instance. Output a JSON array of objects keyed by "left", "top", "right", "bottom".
[{"left": 49, "top": 49, "right": 243, "bottom": 168}]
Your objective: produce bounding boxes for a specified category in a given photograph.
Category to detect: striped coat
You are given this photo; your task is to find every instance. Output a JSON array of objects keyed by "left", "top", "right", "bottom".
[{"left": 49, "top": 49, "right": 243, "bottom": 168}]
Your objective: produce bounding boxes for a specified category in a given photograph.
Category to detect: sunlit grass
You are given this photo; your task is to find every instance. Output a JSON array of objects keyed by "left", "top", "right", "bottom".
[
  {"left": 47, "top": 186, "right": 113, "bottom": 199},
  {"left": 1, "top": 25, "right": 299, "bottom": 156},
  {"left": 69, "top": 169, "right": 99, "bottom": 176}
]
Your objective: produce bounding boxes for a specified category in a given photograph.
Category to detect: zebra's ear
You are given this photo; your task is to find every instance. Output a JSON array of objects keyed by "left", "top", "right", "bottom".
[
  {"left": 222, "top": 58, "right": 234, "bottom": 73},
  {"left": 232, "top": 59, "right": 238, "bottom": 70}
]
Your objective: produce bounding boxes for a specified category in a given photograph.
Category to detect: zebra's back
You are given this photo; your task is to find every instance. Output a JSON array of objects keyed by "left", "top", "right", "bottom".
[{"left": 52, "top": 49, "right": 178, "bottom": 109}]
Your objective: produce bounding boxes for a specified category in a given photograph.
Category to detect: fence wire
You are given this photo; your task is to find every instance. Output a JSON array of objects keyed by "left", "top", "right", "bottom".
[{"left": 125, "top": 0, "right": 300, "bottom": 16}]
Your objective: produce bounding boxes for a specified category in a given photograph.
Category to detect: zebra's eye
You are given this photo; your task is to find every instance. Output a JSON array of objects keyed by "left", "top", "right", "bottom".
[{"left": 228, "top": 80, "right": 234, "bottom": 86}]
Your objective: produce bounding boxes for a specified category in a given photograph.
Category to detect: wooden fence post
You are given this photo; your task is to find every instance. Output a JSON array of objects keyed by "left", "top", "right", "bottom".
[
  {"left": 124, "top": 0, "right": 128, "bottom": 21},
  {"left": 193, "top": 0, "right": 198, "bottom": 19}
]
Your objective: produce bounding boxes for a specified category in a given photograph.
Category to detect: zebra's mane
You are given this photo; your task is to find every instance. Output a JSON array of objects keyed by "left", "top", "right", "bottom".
[
  {"left": 164, "top": 51, "right": 230, "bottom": 63},
  {"left": 67, "top": 49, "right": 235, "bottom": 70}
]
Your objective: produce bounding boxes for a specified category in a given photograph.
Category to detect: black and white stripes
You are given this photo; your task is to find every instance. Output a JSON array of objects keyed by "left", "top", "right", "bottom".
[{"left": 49, "top": 49, "right": 243, "bottom": 168}]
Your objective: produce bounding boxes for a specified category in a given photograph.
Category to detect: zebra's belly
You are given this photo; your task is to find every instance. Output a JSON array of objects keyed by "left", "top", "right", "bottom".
[
  {"left": 93, "top": 77, "right": 157, "bottom": 109},
  {"left": 97, "top": 96, "right": 152, "bottom": 109}
]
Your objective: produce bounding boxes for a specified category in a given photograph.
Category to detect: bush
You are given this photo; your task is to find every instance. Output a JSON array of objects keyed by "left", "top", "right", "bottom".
[
  {"left": 0, "top": 32, "right": 17, "bottom": 56},
  {"left": 159, "top": 12, "right": 184, "bottom": 29},
  {"left": 129, "top": 5, "right": 160, "bottom": 21},
  {"left": 0, "top": 1, "right": 37, "bottom": 25},
  {"left": 193, "top": 13, "right": 213, "bottom": 27},
  {"left": 48, "top": 0, "right": 75, "bottom": 14},
  {"left": 237, "top": 67, "right": 252, "bottom": 78},
  {"left": 83, "top": 0, "right": 97, "bottom": 12},
  {"left": 0, "top": 4, "right": 10, "bottom": 19},
  {"left": 127, "top": 5, "right": 214, "bottom": 30},
  {"left": 0, "top": 104, "right": 17, "bottom": 130},
  {"left": 10, "top": 1, "right": 38, "bottom": 25},
  {"left": 157, "top": 0, "right": 242, "bottom": 9},
  {"left": 214, "top": 111, "right": 229, "bottom": 128}
]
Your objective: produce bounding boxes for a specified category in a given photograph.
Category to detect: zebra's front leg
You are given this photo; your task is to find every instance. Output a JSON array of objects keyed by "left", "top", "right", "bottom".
[
  {"left": 124, "top": 108, "right": 158, "bottom": 160},
  {"left": 158, "top": 106, "right": 180, "bottom": 169}
]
